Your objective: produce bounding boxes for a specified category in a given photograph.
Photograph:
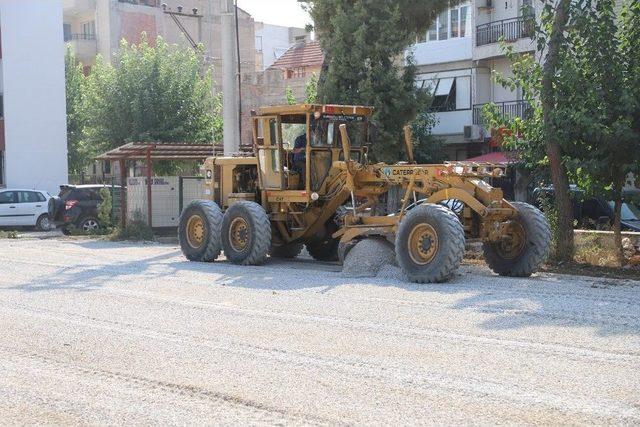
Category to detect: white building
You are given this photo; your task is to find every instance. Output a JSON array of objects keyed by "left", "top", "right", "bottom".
[
  {"left": 254, "top": 21, "right": 310, "bottom": 71},
  {"left": 0, "top": 0, "right": 69, "bottom": 194},
  {"left": 409, "top": 0, "right": 537, "bottom": 160}
]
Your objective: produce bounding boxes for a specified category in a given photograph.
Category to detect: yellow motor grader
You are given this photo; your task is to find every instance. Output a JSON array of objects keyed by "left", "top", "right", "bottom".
[{"left": 178, "top": 104, "right": 550, "bottom": 282}]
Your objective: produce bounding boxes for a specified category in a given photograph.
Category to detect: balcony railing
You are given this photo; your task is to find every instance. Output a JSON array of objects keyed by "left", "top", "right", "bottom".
[
  {"left": 64, "top": 33, "right": 96, "bottom": 42},
  {"left": 473, "top": 101, "right": 532, "bottom": 125},
  {"left": 476, "top": 16, "right": 534, "bottom": 46},
  {"left": 117, "top": 0, "right": 159, "bottom": 6}
]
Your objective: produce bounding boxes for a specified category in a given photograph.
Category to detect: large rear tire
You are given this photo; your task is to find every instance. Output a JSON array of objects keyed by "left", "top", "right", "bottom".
[
  {"left": 270, "top": 242, "right": 304, "bottom": 259},
  {"left": 222, "top": 201, "right": 271, "bottom": 265},
  {"left": 395, "top": 203, "right": 465, "bottom": 283},
  {"left": 483, "top": 202, "right": 550, "bottom": 277},
  {"left": 178, "top": 200, "right": 223, "bottom": 262}
]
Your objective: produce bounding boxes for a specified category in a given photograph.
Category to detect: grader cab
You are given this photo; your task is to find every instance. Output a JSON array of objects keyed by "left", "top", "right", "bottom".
[{"left": 179, "top": 104, "right": 550, "bottom": 283}]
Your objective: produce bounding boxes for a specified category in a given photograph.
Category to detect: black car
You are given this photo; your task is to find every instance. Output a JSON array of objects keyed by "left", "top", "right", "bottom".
[
  {"left": 532, "top": 186, "right": 640, "bottom": 232},
  {"left": 48, "top": 185, "right": 122, "bottom": 234},
  {"left": 581, "top": 197, "right": 640, "bottom": 232}
]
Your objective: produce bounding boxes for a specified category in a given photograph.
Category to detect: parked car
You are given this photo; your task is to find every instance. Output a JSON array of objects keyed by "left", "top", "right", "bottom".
[
  {"left": 49, "top": 184, "right": 122, "bottom": 234},
  {"left": 0, "top": 189, "right": 52, "bottom": 230},
  {"left": 532, "top": 186, "right": 640, "bottom": 232},
  {"left": 580, "top": 197, "right": 640, "bottom": 232}
]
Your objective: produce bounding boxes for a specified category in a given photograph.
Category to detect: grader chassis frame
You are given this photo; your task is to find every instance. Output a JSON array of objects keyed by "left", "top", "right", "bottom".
[{"left": 178, "top": 104, "right": 550, "bottom": 283}]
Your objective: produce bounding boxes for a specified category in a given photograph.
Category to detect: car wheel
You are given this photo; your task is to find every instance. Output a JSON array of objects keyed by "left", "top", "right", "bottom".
[
  {"left": 79, "top": 217, "right": 100, "bottom": 234},
  {"left": 36, "top": 214, "right": 51, "bottom": 231},
  {"left": 61, "top": 227, "right": 71, "bottom": 236}
]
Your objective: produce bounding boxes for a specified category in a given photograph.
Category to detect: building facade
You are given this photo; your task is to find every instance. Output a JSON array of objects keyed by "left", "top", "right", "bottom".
[
  {"left": 254, "top": 21, "right": 310, "bottom": 71},
  {"left": 0, "top": 0, "right": 69, "bottom": 194},
  {"left": 409, "top": 0, "right": 538, "bottom": 160}
]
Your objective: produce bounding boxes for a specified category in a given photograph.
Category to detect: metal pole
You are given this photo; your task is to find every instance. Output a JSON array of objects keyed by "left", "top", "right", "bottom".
[
  {"left": 146, "top": 147, "right": 153, "bottom": 227},
  {"left": 119, "top": 159, "right": 127, "bottom": 228},
  {"left": 222, "top": 0, "right": 239, "bottom": 155},
  {"left": 234, "top": 0, "right": 242, "bottom": 145}
]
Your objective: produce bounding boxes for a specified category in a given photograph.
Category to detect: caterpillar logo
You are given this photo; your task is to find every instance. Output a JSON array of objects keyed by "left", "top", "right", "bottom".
[{"left": 383, "top": 167, "right": 415, "bottom": 176}]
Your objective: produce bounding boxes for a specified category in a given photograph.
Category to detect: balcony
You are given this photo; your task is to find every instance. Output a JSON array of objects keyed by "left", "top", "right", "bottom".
[
  {"left": 117, "top": 0, "right": 160, "bottom": 6},
  {"left": 62, "top": 0, "right": 96, "bottom": 13},
  {"left": 476, "top": 17, "right": 534, "bottom": 47},
  {"left": 473, "top": 100, "right": 531, "bottom": 125},
  {"left": 64, "top": 34, "right": 97, "bottom": 64}
]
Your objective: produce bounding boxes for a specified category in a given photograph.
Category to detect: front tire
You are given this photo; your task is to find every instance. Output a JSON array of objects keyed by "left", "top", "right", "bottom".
[
  {"left": 178, "top": 200, "right": 223, "bottom": 262},
  {"left": 305, "top": 220, "right": 339, "bottom": 262},
  {"left": 483, "top": 202, "right": 550, "bottom": 277},
  {"left": 395, "top": 203, "right": 465, "bottom": 283},
  {"left": 222, "top": 201, "right": 271, "bottom": 265}
]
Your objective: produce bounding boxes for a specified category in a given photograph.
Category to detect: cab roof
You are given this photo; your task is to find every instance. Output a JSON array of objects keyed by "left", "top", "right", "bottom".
[{"left": 257, "top": 104, "right": 374, "bottom": 117}]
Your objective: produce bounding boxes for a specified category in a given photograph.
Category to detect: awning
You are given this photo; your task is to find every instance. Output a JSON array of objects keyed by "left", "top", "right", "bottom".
[
  {"left": 435, "top": 77, "right": 454, "bottom": 96},
  {"left": 464, "top": 151, "right": 512, "bottom": 164}
]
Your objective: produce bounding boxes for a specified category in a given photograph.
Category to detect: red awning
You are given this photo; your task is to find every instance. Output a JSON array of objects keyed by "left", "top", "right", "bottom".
[{"left": 464, "top": 151, "right": 511, "bottom": 164}]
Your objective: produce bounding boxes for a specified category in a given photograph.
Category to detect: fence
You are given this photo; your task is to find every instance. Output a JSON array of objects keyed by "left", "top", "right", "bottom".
[
  {"left": 476, "top": 16, "right": 534, "bottom": 46},
  {"left": 473, "top": 100, "right": 532, "bottom": 125}
]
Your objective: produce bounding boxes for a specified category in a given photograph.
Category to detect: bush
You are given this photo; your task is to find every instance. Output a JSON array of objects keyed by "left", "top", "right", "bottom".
[
  {"left": 97, "top": 187, "right": 113, "bottom": 228},
  {"left": 574, "top": 234, "right": 618, "bottom": 267},
  {"left": 537, "top": 194, "right": 561, "bottom": 260},
  {"left": 0, "top": 230, "right": 18, "bottom": 239},
  {"left": 110, "top": 210, "right": 154, "bottom": 241}
]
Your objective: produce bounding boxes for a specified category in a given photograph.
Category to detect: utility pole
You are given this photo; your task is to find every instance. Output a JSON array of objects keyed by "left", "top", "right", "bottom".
[{"left": 221, "top": 0, "right": 239, "bottom": 155}]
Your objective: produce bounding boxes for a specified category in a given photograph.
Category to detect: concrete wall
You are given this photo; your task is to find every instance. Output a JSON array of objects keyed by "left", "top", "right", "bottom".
[
  {"left": 410, "top": 34, "right": 472, "bottom": 67},
  {"left": 0, "top": 0, "right": 68, "bottom": 194}
]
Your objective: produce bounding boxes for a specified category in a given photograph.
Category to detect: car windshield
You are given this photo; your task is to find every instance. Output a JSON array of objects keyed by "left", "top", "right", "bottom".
[{"left": 608, "top": 201, "right": 639, "bottom": 221}]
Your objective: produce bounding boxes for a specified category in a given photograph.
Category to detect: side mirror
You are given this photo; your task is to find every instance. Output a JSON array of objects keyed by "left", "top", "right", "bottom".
[{"left": 403, "top": 125, "right": 415, "bottom": 164}]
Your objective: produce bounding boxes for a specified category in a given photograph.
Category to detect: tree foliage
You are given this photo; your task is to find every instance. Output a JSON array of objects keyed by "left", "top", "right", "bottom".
[
  {"left": 300, "top": 0, "right": 450, "bottom": 162},
  {"left": 411, "top": 107, "right": 444, "bottom": 164},
  {"left": 485, "top": 0, "right": 640, "bottom": 264},
  {"left": 81, "top": 36, "right": 221, "bottom": 158},
  {"left": 65, "top": 47, "right": 87, "bottom": 175}
]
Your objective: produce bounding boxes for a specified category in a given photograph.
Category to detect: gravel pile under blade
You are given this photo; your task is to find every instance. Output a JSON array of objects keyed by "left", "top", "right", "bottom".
[{"left": 342, "top": 237, "right": 397, "bottom": 278}]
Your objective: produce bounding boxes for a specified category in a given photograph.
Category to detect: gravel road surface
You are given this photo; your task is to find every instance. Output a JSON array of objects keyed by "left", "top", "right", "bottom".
[{"left": 0, "top": 237, "right": 639, "bottom": 425}]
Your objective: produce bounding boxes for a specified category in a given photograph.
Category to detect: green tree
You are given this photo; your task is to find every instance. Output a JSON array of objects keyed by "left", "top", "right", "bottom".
[
  {"left": 305, "top": 73, "right": 319, "bottom": 103},
  {"left": 300, "top": 0, "right": 450, "bottom": 162},
  {"left": 284, "top": 86, "right": 296, "bottom": 105},
  {"left": 557, "top": 0, "right": 639, "bottom": 264},
  {"left": 65, "top": 47, "right": 87, "bottom": 174},
  {"left": 486, "top": 0, "right": 640, "bottom": 264},
  {"left": 411, "top": 107, "right": 444, "bottom": 164},
  {"left": 82, "top": 36, "right": 221, "bottom": 167}
]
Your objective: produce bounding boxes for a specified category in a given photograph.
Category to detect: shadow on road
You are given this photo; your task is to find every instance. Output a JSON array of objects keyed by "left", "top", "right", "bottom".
[{"left": 6, "top": 239, "right": 640, "bottom": 337}]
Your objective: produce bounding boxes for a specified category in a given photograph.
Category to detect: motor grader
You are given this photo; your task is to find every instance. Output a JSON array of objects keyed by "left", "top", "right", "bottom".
[{"left": 178, "top": 104, "right": 550, "bottom": 283}]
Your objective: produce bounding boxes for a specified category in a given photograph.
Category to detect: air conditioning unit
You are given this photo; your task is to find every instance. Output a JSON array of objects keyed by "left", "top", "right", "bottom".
[
  {"left": 464, "top": 125, "right": 484, "bottom": 141},
  {"left": 478, "top": 0, "right": 494, "bottom": 9}
]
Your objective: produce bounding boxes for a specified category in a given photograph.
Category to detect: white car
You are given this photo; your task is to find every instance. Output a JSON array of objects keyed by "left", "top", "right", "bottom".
[{"left": 0, "top": 189, "right": 52, "bottom": 230}]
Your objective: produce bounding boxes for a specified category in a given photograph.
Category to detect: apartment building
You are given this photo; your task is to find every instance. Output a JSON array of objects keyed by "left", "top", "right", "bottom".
[
  {"left": 0, "top": 0, "right": 68, "bottom": 194},
  {"left": 254, "top": 21, "right": 311, "bottom": 71},
  {"left": 409, "top": 0, "right": 538, "bottom": 160},
  {"left": 63, "top": 0, "right": 257, "bottom": 88}
]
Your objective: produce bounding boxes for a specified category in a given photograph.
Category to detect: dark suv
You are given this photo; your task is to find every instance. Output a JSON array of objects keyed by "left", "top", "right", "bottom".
[{"left": 49, "top": 185, "right": 122, "bottom": 234}]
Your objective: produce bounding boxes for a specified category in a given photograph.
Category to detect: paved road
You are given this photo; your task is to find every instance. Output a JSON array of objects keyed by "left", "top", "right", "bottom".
[{"left": 0, "top": 238, "right": 639, "bottom": 425}]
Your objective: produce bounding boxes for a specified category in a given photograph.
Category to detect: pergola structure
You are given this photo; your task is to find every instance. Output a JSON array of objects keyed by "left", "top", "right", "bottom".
[{"left": 96, "top": 142, "right": 252, "bottom": 227}]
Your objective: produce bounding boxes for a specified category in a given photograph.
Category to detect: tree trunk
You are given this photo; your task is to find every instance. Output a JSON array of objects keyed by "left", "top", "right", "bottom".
[
  {"left": 316, "top": 49, "right": 331, "bottom": 103},
  {"left": 612, "top": 176, "right": 626, "bottom": 266},
  {"left": 541, "top": 0, "right": 574, "bottom": 262}
]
